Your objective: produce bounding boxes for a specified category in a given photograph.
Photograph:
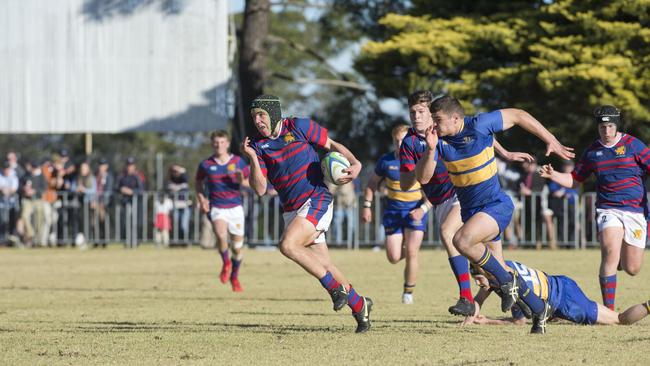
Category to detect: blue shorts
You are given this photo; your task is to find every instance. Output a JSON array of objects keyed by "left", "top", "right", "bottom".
[
  {"left": 460, "top": 192, "right": 513, "bottom": 241},
  {"left": 554, "top": 276, "right": 598, "bottom": 325},
  {"left": 383, "top": 207, "right": 428, "bottom": 235}
]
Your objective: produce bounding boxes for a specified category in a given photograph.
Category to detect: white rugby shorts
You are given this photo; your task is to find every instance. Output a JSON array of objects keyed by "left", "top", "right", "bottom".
[
  {"left": 596, "top": 208, "right": 647, "bottom": 248},
  {"left": 209, "top": 205, "right": 245, "bottom": 237},
  {"left": 282, "top": 199, "right": 333, "bottom": 244},
  {"left": 434, "top": 195, "right": 460, "bottom": 226}
]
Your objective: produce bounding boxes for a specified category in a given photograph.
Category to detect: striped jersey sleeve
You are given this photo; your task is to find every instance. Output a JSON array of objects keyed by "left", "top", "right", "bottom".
[{"left": 293, "top": 118, "right": 328, "bottom": 149}]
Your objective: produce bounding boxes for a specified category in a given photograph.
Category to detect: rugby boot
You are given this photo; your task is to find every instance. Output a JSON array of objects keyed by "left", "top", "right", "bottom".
[
  {"left": 230, "top": 278, "right": 243, "bottom": 292},
  {"left": 531, "top": 301, "right": 553, "bottom": 334},
  {"left": 499, "top": 272, "right": 520, "bottom": 312},
  {"left": 448, "top": 297, "right": 476, "bottom": 316},
  {"left": 330, "top": 284, "right": 349, "bottom": 311},
  {"left": 402, "top": 292, "right": 414, "bottom": 305},
  {"left": 219, "top": 262, "right": 232, "bottom": 284},
  {"left": 353, "top": 297, "right": 373, "bottom": 333}
]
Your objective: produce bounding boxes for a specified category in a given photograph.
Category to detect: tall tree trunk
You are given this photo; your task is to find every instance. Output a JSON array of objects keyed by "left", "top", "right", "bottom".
[{"left": 234, "top": 0, "right": 270, "bottom": 144}]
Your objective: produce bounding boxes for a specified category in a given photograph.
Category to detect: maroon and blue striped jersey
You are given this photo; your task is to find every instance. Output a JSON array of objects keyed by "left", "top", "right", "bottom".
[
  {"left": 250, "top": 117, "right": 332, "bottom": 212},
  {"left": 399, "top": 128, "right": 455, "bottom": 205},
  {"left": 572, "top": 133, "right": 650, "bottom": 213},
  {"left": 196, "top": 155, "right": 250, "bottom": 208}
]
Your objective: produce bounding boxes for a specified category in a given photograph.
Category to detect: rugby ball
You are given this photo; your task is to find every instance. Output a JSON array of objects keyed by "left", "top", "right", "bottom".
[{"left": 321, "top": 152, "right": 350, "bottom": 185}]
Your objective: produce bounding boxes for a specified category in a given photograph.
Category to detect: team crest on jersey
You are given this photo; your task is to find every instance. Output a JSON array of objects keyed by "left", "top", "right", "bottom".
[
  {"left": 615, "top": 145, "right": 626, "bottom": 156},
  {"left": 283, "top": 132, "right": 296, "bottom": 143},
  {"left": 210, "top": 166, "right": 217, "bottom": 171},
  {"left": 227, "top": 163, "right": 236, "bottom": 172},
  {"left": 463, "top": 136, "right": 474, "bottom": 144}
]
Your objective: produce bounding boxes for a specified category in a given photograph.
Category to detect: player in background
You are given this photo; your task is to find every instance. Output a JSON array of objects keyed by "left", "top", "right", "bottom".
[
  {"left": 196, "top": 130, "right": 250, "bottom": 292},
  {"left": 418, "top": 95, "right": 574, "bottom": 331},
  {"left": 362, "top": 123, "right": 428, "bottom": 304},
  {"left": 540, "top": 105, "right": 650, "bottom": 310},
  {"left": 468, "top": 262, "right": 650, "bottom": 331},
  {"left": 241, "top": 95, "right": 372, "bottom": 333},
  {"left": 399, "top": 91, "right": 535, "bottom": 317}
]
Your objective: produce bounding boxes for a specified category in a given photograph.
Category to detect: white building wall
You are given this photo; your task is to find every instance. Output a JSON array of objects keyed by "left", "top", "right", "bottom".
[{"left": 0, "top": 0, "right": 229, "bottom": 133}]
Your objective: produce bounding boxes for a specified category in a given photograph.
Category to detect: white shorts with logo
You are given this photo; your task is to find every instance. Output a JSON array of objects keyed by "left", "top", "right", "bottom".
[
  {"left": 209, "top": 205, "right": 245, "bottom": 237},
  {"left": 596, "top": 208, "right": 647, "bottom": 248},
  {"left": 434, "top": 195, "right": 460, "bottom": 226},
  {"left": 282, "top": 199, "right": 333, "bottom": 244}
]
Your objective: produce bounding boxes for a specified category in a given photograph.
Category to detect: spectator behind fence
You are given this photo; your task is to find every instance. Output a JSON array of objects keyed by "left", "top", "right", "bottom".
[
  {"left": 95, "top": 158, "right": 114, "bottom": 247},
  {"left": 497, "top": 157, "right": 523, "bottom": 249},
  {"left": 118, "top": 157, "right": 144, "bottom": 246},
  {"left": 167, "top": 164, "right": 190, "bottom": 241},
  {"left": 0, "top": 160, "right": 20, "bottom": 243},
  {"left": 43, "top": 158, "right": 64, "bottom": 246},
  {"left": 154, "top": 193, "right": 173, "bottom": 246},
  {"left": 6, "top": 151, "right": 25, "bottom": 179},
  {"left": 548, "top": 161, "right": 579, "bottom": 243},
  {"left": 327, "top": 179, "right": 358, "bottom": 245},
  {"left": 519, "top": 161, "right": 556, "bottom": 249},
  {"left": 18, "top": 159, "right": 48, "bottom": 247},
  {"left": 71, "top": 161, "right": 96, "bottom": 248}
]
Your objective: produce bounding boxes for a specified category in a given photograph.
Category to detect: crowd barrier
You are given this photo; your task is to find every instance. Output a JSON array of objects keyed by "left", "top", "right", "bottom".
[{"left": 0, "top": 191, "right": 610, "bottom": 249}]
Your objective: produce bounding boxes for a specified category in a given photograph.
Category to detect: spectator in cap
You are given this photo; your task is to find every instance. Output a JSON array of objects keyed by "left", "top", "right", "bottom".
[{"left": 167, "top": 164, "right": 190, "bottom": 242}]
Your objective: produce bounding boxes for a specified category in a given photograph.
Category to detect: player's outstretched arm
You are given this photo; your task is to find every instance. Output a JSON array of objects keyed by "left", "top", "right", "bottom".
[
  {"left": 500, "top": 108, "right": 575, "bottom": 160},
  {"left": 493, "top": 139, "right": 535, "bottom": 163},
  {"left": 361, "top": 173, "right": 382, "bottom": 223},
  {"left": 539, "top": 164, "right": 579, "bottom": 189},
  {"left": 241, "top": 136, "right": 267, "bottom": 196},
  {"left": 415, "top": 126, "right": 438, "bottom": 184},
  {"left": 324, "top": 138, "right": 362, "bottom": 184}
]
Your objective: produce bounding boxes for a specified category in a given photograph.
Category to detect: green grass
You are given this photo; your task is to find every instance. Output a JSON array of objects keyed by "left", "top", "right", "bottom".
[{"left": 1, "top": 246, "right": 649, "bottom": 365}]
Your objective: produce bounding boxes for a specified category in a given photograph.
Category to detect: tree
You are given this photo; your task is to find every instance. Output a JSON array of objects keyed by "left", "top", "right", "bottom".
[{"left": 355, "top": 0, "right": 650, "bottom": 155}]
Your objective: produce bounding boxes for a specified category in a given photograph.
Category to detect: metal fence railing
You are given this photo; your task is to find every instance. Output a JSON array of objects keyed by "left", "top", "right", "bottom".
[{"left": 0, "top": 190, "right": 617, "bottom": 249}]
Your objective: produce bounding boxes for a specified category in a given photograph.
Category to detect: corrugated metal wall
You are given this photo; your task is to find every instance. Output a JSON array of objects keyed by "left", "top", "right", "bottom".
[{"left": 0, "top": 0, "right": 229, "bottom": 133}]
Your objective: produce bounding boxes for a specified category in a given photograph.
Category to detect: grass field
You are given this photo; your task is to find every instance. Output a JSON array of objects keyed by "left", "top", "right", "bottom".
[{"left": 1, "top": 246, "right": 650, "bottom": 365}]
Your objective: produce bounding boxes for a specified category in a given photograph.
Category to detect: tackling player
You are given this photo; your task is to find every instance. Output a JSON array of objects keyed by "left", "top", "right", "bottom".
[
  {"left": 469, "top": 262, "right": 650, "bottom": 331},
  {"left": 418, "top": 95, "right": 574, "bottom": 330},
  {"left": 196, "top": 130, "right": 250, "bottom": 292},
  {"left": 540, "top": 105, "right": 650, "bottom": 310},
  {"left": 241, "top": 95, "right": 372, "bottom": 333}
]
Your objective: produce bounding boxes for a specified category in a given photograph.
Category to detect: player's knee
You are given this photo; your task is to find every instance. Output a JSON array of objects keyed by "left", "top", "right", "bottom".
[
  {"left": 386, "top": 253, "right": 401, "bottom": 264},
  {"left": 279, "top": 240, "right": 297, "bottom": 259},
  {"left": 452, "top": 231, "right": 472, "bottom": 252},
  {"left": 624, "top": 264, "right": 641, "bottom": 276}
]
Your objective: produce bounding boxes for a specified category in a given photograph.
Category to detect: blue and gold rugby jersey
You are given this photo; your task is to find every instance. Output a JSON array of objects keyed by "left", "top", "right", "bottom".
[
  {"left": 437, "top": 111, "right": 504, "bottom": 209},
  {"left": 374, "top": 151, "right": 422, "bottom": 210},
  {"left": 505, "top": 260, "right": 562, "bottom": 309}
]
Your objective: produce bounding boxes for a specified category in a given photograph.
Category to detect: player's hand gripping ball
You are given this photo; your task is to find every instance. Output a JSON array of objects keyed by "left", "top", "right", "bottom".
[{"left": 321, "top": 152, "right": 350, "bottom": 185}]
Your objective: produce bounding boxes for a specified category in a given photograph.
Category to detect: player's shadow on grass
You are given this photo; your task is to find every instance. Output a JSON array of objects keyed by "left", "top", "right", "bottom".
[{"left": 68, "top": 320, "right": 345, "bottom": 334}]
